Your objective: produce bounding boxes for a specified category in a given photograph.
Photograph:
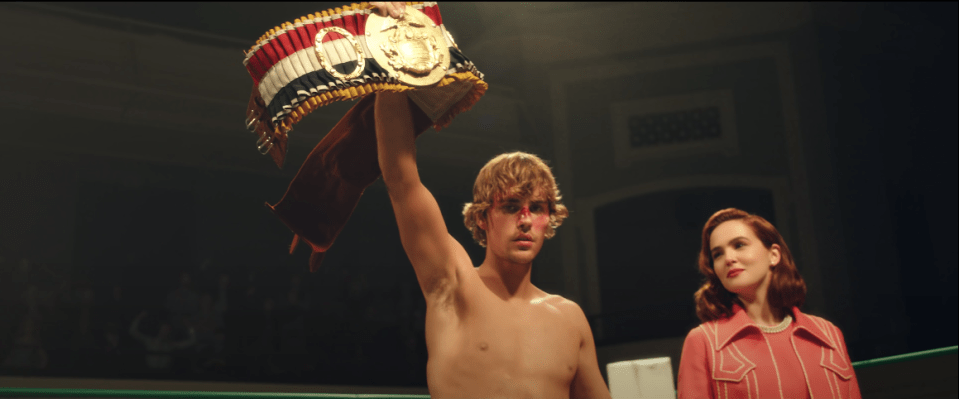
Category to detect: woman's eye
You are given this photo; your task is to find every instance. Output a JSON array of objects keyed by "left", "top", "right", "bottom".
[{"left": 735, "top": 242, "right": 746, "bottom": 249}]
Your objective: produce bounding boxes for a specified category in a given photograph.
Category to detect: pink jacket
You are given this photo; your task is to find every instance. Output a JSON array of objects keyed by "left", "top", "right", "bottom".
[{"left": 677, "top": 305, "right": 861, "bottom": 399}]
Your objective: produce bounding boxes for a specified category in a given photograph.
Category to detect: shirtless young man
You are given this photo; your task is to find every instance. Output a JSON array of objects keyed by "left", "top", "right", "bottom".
[{"left": 371, "top": 6, "right": 611, "bottom": 395}]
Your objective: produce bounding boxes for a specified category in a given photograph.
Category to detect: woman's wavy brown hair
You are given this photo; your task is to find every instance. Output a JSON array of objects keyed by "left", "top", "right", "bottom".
[
  {"left": 694, "top": 208, "right": 806, "bottom": 322},
  {"left": 462, "top": 152, "right": 569, "bottom": 247}
]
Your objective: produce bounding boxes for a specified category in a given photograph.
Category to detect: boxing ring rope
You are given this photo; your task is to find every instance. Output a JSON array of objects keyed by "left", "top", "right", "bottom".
[
  {"left": 0, "top": 346, "right": 954, "bottom": 398},
  {"left": 848, "top": 344, "right": 957, "bottom": 369}
]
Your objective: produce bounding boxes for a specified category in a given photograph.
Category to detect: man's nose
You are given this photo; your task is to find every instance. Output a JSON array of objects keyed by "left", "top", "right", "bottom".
[{"left": 518, "top": 206, "right": 532, "bottom": 224}]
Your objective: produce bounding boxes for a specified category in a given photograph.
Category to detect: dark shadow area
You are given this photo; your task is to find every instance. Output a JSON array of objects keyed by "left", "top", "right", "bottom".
[
  {"left": 814, "top": 1, "right": 958, "bottom": 360},
  {"left": 0, "top": 154, "right": 483, "bottom": 387}
]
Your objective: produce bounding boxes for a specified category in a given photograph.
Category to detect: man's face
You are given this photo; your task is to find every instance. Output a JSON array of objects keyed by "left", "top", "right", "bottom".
[{"left": 480, "top": 189, "right": 551, "bottom": 265}]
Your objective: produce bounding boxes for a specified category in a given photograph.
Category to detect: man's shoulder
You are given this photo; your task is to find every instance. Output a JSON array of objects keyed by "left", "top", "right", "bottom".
[
  {"left": 535, "top": 294, "right": 596, "bottom": 345},
  {"left": 542, "top": 293, "right": 578, "bottom": 307},
  {"left": 535, "top": 293, "right": 587, "bottom": 321}
]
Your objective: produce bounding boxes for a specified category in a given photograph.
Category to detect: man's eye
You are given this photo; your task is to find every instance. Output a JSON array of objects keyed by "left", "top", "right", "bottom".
[{"left": 530, "top": 204, "right": 544, "bottom": 213}]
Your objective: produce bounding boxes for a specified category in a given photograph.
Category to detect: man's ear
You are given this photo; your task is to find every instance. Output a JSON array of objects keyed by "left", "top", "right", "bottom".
[{"left": 476, "top": 213, "right": 487, "bottom": 231}]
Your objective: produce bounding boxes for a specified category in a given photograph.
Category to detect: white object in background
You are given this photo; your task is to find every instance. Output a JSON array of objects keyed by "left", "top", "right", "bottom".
[{"left": 606, "top": 357, "right": 676, "bottom": 399}]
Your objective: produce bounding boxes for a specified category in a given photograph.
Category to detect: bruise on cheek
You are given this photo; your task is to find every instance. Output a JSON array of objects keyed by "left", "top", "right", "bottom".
[
  {"left": 536, "top": 218, "right": 550, "bottom": 230},
  {"left": 531, "top": 212, "right": 550, "bottom": 231}
]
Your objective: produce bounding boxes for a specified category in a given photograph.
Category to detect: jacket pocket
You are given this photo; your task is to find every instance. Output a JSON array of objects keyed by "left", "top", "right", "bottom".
[
  {"left": 820, "top": 346, "right": 853, "bottom": 380},
  {"left": 713, "top": 345, "right": 756, "bottom": 382}
]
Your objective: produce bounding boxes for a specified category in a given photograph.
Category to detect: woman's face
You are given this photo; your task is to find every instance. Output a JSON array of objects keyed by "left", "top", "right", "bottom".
[{"left": 709, "top": 220, "right": 781, "bottom": 300}]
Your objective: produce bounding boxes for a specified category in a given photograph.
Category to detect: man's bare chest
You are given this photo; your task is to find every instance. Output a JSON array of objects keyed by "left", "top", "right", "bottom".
[{"left": 430, "top": 298, "right": 580, "bottom": 381}]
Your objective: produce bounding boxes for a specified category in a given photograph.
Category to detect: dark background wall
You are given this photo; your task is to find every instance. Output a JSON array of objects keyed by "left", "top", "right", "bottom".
[{"left": 812, "top": 1, "right": 957, "bottom": 359}]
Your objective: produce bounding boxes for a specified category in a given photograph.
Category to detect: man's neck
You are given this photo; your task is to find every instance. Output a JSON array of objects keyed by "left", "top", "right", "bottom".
[{"left": 477, "top": 257, "right": 535, "bottom": 301}]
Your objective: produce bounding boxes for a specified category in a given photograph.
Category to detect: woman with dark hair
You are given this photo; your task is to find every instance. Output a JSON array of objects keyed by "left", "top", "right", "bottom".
[{"left": 677, "top": 208, "right": 861, "bottom": 399}]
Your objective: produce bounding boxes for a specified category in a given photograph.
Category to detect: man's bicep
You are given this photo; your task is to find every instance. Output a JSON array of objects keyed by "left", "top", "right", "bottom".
[
  {"left": 571, "top": 304, "right": 612, "bottom": 399},
  {"left": 388, "top": 181, "right": 460, "bottom": 294},
  {"left": 572, "top": 345, "right": 611, "bottom": 399}
]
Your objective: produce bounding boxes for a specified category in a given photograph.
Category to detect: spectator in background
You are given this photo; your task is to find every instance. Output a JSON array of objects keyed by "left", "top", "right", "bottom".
[
  {"left": 16, "top": 259, "right": 64, "bottom": 316},
  {"left": 21, "top": 284, "right": 43, "bottom": 323},
  {"left": 256, "top": 297, "right": 282, "bottom": 375},
  {"left": 129, "top": 311, "right": 195, "bottom": 372},
  {"left": 99, "top": 285, "right": 134, "bottom": 330},
  {"left": 190, "top": 326, "right": 228, "bottom": 376},
  {"left": 68, "top": 282, "right": 97, "bottom": 371},
  {"left": 97, "top": 321, "right": 130, "bottom": 376},
  {"left": 0, "top": 255, "right": 15, "bottom": 353},
  {"left": 345, "top": 272, "right": 371, "bottom": 369},
  {"left": 2, "top": 316, "right": 48, "bottom": 370},
  {"left": 235, "top": 270, "right": 263, "bottom": 365},
  {"left": 165, "top": 272, "right": 199, "bottom": 335},
  {"left": 194, "top": 275, "right": 228, "bottom": 353},
  {"left": 278, "top": 274, "right": 309, "bottom": 376}
]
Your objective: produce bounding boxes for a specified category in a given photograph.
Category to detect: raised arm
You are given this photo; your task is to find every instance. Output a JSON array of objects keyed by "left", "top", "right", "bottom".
[{"left": 375, "top": 91, "right": 465, "bottom": 300}]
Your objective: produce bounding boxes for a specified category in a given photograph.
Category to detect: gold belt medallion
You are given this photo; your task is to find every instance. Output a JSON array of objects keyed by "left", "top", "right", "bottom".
[
  {"left": 314, "top": 26, "right": 366, "bottom": 81},
  {"left": 366, "top": 7, "right": 449, "bottom": 87}
]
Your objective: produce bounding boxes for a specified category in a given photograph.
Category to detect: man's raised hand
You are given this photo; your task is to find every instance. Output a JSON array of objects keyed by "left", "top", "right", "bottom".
[{"left": 370, "top": 2, "right": 406, "bottom": 18}]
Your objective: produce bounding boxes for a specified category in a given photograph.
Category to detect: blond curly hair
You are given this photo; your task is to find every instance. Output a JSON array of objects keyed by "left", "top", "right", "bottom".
[{"left": 462, "top": 152, "right": 569, "bottom": 247}]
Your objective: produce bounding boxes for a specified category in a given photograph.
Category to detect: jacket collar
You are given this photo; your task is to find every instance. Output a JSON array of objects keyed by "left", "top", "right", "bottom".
[
  {"left": 712, "top": 305, "right": 836, "bottom": 351},
  {"left": 791, "top": 306, "right": 837, "bottom": 350}
]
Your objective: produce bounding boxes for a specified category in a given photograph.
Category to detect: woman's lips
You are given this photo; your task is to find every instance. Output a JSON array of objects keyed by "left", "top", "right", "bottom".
[{"left": 727, "top": 268, "right": 744, "bottom": 278}]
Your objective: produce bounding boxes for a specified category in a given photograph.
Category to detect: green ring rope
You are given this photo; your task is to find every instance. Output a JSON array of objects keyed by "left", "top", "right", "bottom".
[{"left": 849, "top": 345, "right": 957, "bottom": 369}]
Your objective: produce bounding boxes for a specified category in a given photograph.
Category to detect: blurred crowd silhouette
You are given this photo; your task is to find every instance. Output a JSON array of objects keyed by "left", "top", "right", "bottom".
[{"left": 0, "top": 256, "right": 429, "bottom": 386}]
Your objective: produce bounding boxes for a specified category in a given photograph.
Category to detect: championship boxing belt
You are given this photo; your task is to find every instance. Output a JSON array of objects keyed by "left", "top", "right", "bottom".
[{"left": 242, "top": 1, "right": 487, "bottom": 272}]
